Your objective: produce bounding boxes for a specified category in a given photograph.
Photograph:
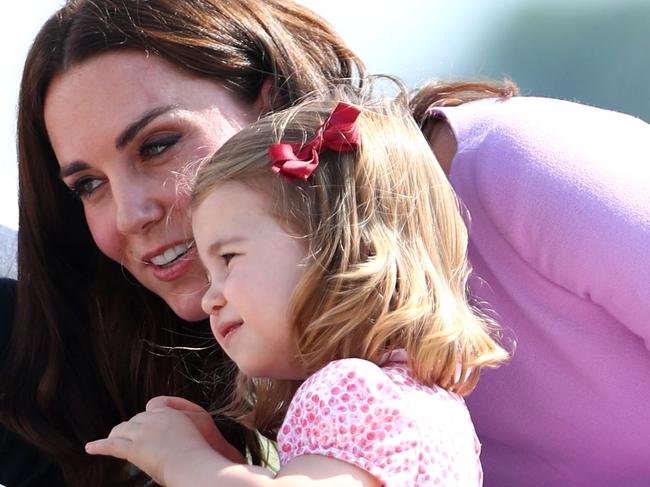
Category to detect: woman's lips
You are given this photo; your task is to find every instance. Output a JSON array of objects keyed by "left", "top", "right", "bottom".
[{"left": 149, "top": 246, "right": 198, "bottom": 282}]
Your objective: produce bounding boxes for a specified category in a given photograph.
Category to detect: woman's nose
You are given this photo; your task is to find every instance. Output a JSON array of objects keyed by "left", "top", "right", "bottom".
[
  {"left": 114, "top": 176, "right": 166, "bottom": 235},
  {"left": 201, "top": 280, "right": 226, "bottom": 316}
]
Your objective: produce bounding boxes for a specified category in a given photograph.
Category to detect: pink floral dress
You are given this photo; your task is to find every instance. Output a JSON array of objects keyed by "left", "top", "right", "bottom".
[{"left": 277, "top": 358, "right": 483, "bottom": 486}]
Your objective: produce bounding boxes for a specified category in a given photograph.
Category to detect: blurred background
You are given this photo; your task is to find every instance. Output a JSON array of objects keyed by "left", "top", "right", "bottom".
[{"left": 2, "top": 0, "right": 649, "bottom": 273}]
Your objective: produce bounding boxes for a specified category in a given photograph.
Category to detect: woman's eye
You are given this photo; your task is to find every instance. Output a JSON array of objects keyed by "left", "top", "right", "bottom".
[
  {"left": 140, "top": 134, "right": 181, "bottom": 159},
  {"left": 70, "top": 178, "right": 103, "bottom": 199}
]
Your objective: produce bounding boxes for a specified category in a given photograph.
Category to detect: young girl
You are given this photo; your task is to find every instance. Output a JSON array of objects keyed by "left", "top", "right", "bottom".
[{"left": 86, "top": 91, "right": 508, "bottom": 486}]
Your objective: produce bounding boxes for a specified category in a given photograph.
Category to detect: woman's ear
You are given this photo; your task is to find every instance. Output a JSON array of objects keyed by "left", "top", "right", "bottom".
[
  {"left": 424, "top": 118, "right": 457, "bottom": 177},
  {"left": 253, "top": 77, "right": 275, "bottom": 115}
]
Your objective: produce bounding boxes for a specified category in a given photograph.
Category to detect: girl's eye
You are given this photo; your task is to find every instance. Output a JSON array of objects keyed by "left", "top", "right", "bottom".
[
  {"left": 70, "top": 178, "right": 103, "bottom": 199},
  {"left": 221, "top": 253, "right": 237, "bottom": 265},
  {"left": 139, "top": 134, "right": 181, "bottom": 159}
]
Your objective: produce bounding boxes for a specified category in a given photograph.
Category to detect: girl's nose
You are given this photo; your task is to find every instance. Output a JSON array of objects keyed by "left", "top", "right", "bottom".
[{"left": 201, "top": 280, "right": 226, "bottom": 316}]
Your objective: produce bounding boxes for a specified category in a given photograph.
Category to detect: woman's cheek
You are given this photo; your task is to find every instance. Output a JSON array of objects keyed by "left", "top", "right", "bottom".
[{"left": 85, "top": 208, "right": 126, "bottom": 264}]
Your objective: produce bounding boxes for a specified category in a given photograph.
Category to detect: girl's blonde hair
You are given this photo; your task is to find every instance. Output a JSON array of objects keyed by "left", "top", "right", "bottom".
[{"left": 192, "top": 85, "right": 509, "bottom": 438}]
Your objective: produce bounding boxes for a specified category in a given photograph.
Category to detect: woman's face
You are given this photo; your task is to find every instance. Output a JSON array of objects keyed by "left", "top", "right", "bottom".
[{"left": 44, "top": 51, "right": 262, "bottom": 321}]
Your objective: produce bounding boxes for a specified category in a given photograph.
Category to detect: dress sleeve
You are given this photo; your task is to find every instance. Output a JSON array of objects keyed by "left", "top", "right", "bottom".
[
  {"left": 0, "top": 278, "right": 67, "bottom": 487},
  {"left": 0, "top": 277, "right": 16, "bottom": 357},
  {"left": 460, "top": 98, "right": 650, "bottom": 348},
  {"left": 278, "top": 359, "right": 421, "bottom": 486}
]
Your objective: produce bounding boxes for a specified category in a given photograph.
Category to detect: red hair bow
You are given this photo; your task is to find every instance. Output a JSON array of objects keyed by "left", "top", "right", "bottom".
[{"left": 268, "top": 102, "right": 361, "bottom": 181}]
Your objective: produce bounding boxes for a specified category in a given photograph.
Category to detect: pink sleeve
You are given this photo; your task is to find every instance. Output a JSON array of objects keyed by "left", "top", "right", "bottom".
[
  {"left": 482, "top": 101, "right": 650, "bottom": 347},
  {"left": 277, "top": 359, "right": 421, "bottom": 486},
  {"left": 438, "top": 97, "right": 650, "bottom": 348}
]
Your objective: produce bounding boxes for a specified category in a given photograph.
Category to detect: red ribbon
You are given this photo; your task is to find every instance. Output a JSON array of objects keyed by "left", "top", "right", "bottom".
[{"left": 268, "top": 102, "right": 361, "bottom": 181}]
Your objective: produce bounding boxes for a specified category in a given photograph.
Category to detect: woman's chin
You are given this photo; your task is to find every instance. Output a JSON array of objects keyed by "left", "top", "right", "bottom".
[{"left": 167, "top": 295, "right": 208, "bottom": 322}]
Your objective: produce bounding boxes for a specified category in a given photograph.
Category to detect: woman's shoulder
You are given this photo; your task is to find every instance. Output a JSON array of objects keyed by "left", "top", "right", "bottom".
[
  {"left": 0, "top": 277, "right": 67, "bottom": 486},
  {"left": 0, "top": 277, "right": 16, "bottom": 301},
  {"left": 437, "top": 96, "right": 650, "bottom": 223},
  {"left": 430, "top": 96, "right": 648, "bottom": 154},
  {"left": 0, "top": 277, "right": 17, "bottom": 355}
]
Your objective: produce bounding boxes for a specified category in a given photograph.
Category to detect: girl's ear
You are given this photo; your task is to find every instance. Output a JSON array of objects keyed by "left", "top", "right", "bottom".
[{"left": 253, "top": 77, "right": 275, "bottom": 115}]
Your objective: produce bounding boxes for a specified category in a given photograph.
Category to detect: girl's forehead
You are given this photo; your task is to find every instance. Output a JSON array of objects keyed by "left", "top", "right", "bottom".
[
  {"left": 193, "top": 182, "right": 259, "bottom": 226},
  {"left": 192, "top": 182, "right": 291, "bottom": 249}
]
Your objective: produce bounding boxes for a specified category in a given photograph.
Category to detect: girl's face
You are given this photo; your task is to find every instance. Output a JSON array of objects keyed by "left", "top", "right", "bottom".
[
  {"left": 193, "top": 181, "right": 308, "bottom": 380},
  {"left": 44, "top": 51, "right": 262, "bottom": 321}
]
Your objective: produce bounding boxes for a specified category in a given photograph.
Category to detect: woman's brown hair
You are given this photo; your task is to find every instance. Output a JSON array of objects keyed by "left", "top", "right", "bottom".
[
  {"left": 410, "top": 79, "right": 519, "bottom": 129},
  {"left": 0, "top": 1, "right": 364, "bottom": 485}
]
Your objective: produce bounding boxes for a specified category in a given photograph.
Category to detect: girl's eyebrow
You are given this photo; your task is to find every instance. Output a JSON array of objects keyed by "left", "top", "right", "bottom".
[
  {"left": 115, "top": 104, "right": 178, "bottom": 149},
  {"left": 206, "top": 236, "right": 246, "bottom": 256}
]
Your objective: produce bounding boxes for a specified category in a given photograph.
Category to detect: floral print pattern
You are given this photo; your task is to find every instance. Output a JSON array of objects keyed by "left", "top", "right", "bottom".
[{"left": 278, "top": 358, "right": 483, "bottom": 486}]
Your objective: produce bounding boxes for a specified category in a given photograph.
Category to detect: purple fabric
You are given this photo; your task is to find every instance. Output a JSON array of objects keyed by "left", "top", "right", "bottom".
[{"left": 430, "top": 97, "right": 650, "bottom": 487}]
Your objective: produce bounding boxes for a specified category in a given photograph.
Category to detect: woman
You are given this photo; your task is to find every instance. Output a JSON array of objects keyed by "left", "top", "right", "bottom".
[
  {"left": 4, "top": 1, "right": 649, "bottom": 486},
  {"left": 0, "top": 0, "right": 364, "bottom": 485}
]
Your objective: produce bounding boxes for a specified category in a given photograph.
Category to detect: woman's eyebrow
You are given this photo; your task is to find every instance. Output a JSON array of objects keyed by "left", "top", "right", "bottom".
[
  {"left": 59, "top": 105, "right": 180, "bottom": 179},
  {"left": 60, "top": 160, "right": 90, "bottom": 179},
  {"left": 115, "top": 104, "right": 178, "bottom": 150}
]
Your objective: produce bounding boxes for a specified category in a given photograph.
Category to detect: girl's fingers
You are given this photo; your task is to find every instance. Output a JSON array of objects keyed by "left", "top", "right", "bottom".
[
  {"left": 146, "top": 397, "right": 245, "bottom": 464},
  {"left": 85, "top": 437, "right": 132, "bottom": 459},
  {"left": 147, "top": 395, "right": 206, "bottom": 413},
  {"left": 108, "top": 419, "right": 139, "bottom": 439}
]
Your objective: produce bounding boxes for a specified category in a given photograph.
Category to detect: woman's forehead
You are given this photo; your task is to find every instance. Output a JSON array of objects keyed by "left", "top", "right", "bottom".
[
  {"left": 43, "top": 50, "right": 249, "bottom": 162},
  {"left": 46, "top": 51, "right": 194, "bottom": 112}
]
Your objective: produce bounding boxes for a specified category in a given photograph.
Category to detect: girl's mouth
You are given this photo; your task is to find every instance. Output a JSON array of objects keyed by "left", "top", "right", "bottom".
[{"left": 218, "top": 321, "right": 243, "bottom": 342}]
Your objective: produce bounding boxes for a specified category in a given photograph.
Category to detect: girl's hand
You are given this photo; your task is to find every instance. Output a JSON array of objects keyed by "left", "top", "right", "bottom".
[
  {"left": 85, "top": 396, "right": 242, "bottom": 485},
  {"left": 145, "top": 396, "right": 246, "bottom": 464}
]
